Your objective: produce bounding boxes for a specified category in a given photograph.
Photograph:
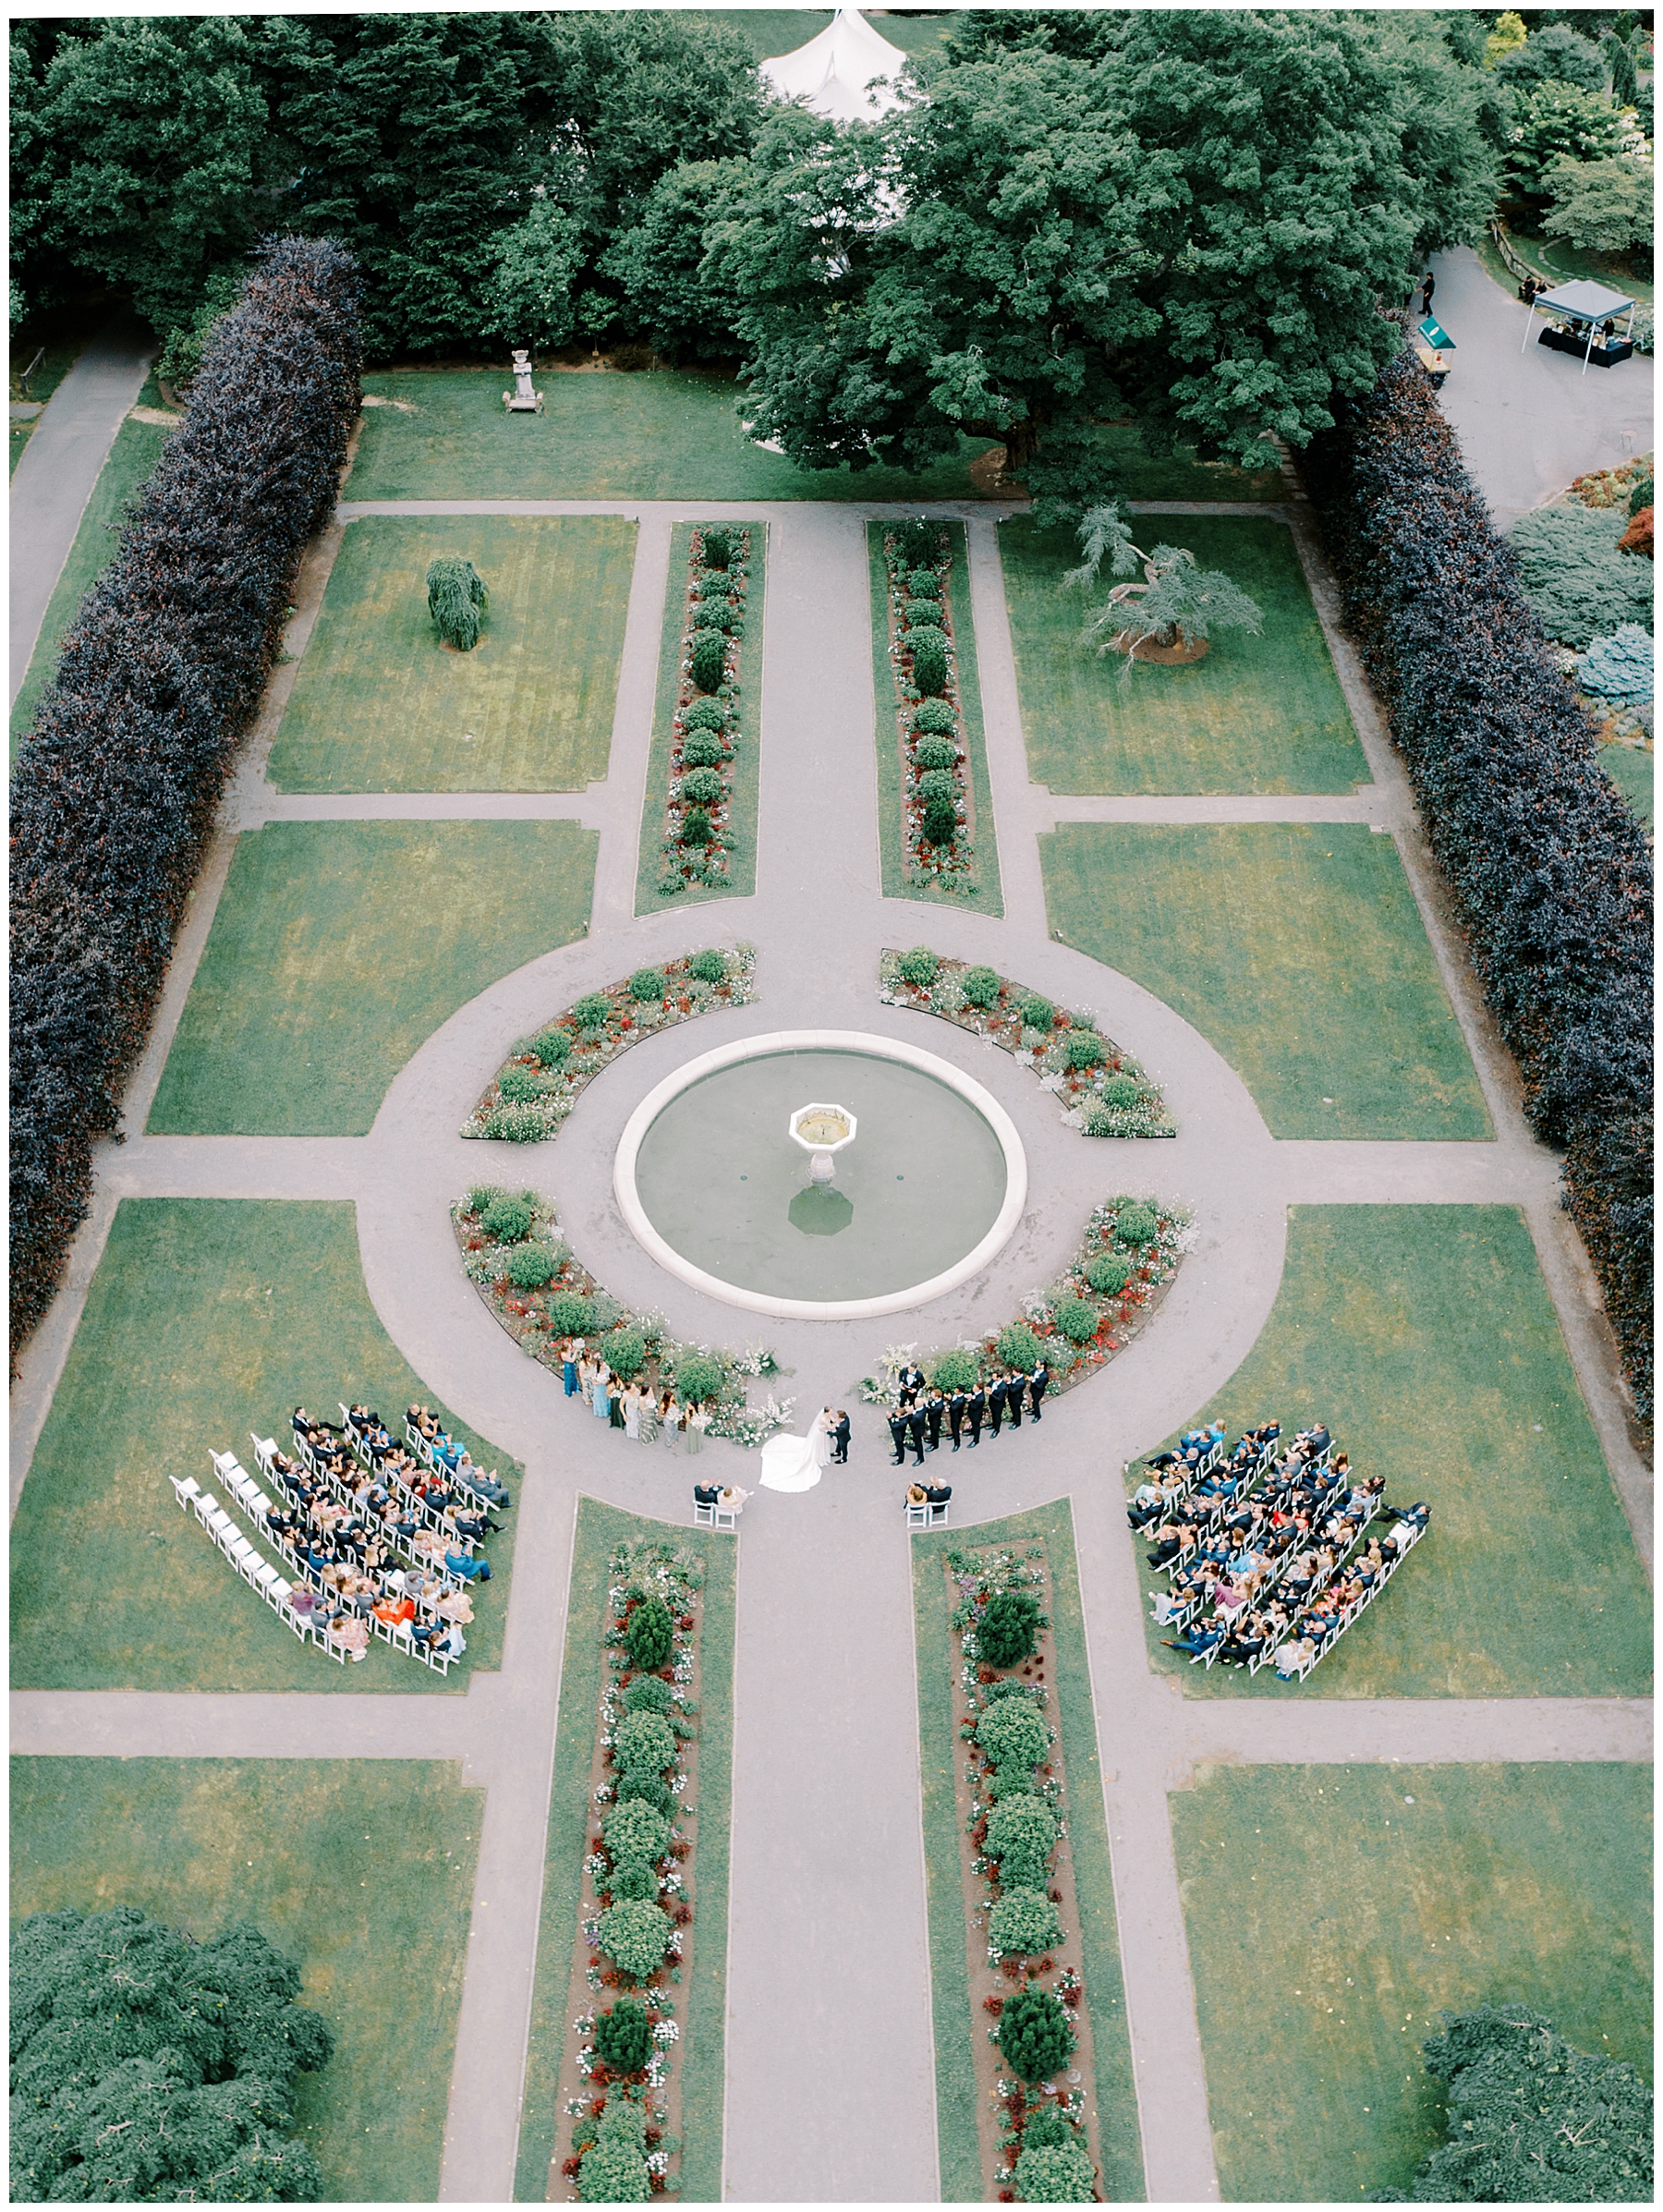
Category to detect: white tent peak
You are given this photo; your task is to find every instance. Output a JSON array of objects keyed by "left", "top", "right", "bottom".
[{"left": 760, "top": 8, "right": 910, "bottom": 123}]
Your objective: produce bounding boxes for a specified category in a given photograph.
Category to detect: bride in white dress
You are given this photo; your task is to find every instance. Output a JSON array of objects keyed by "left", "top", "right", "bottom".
[{"left": 759, "top": 1407, "right": 834, "bottom": 1493}]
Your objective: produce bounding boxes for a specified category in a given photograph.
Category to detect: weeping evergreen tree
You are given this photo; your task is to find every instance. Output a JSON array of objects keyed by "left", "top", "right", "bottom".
[
  {"left": 426, "top": 556, "right": 489, "bottom": 650},
  {"left": 1067, "top": 499, "right": 1262, "bottom": 678}
]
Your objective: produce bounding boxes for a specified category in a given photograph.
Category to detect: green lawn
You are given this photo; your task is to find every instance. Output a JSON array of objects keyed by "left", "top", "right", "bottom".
[
  {"left": 913, "top": 1502, "right": 1144, "bottom": 2204},
  {"left": 513, "top": 1500, "right": 736, "bottom": 2203},
  {"left": 266, "top": 516, "right": 637, "bottom": 793},
  {"left": 347, "top": 368, "right": 993, "bottom": 504},
  {"left": 999, "top": 515, "right": 1367, "bottom": 795},
  {"left": 634, "top": 521, "right": 766, "bottom": 914},
  {"left": 1601, "top": 742, "right": 1654, "bottom": 829},
  {"left": 868, "top": 520, "right": 1004, "bottom": 917},
  {"left": 149, "top": 820, "right": 596, "bottom": 1135},
  {"left": 11, "top": 415, "right": 174, "bottom": 750},
  {"left": 1135, "top": 1205, "right": 1651, "bottom": 1699},
  {"left": 12, "top": 1756, "right": 480, "bottom": 2203},
  {"left": 1041, "top": 822, "right": 1488, "bottom": 1138},
  {"left": 10, "top": 1198, "right": 519, "bottom": 1694},
  {"left": 1173, "top": 1761, "right": 1652, "bottom": 2202}
]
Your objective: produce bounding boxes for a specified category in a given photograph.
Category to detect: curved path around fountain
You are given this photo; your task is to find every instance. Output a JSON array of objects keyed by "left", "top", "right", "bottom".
[{"left": 11, "top": 492, "right": 1650, "bottom": 2206}]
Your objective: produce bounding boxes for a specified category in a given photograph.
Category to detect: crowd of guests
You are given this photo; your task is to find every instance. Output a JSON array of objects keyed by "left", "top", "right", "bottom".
[
  {"left": 558, "top": 1339, "right": 713, "bottom": 1452},
  {"left": 882, "top": 1356, "right": 1050, "bottom": 1468},
  {"left": 1129, "top": 1420, "right": 1429, "bottom": 1680}
]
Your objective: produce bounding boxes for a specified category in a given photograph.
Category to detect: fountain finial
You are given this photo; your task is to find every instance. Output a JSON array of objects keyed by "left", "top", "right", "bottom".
[{"left": 789, "top": 1100, "right": 857, "bottom": 1185}]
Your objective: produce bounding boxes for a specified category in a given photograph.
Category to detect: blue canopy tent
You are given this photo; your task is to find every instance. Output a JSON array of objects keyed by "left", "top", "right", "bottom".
[{"left": 1520, "top": 278, "right": 1638, "bottom": 374}]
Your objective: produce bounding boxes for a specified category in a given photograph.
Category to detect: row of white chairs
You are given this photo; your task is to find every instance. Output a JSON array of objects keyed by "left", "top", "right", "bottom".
[
  {"left": 399, "top": 1413, "right": 500, "bottom": 1513},
  {"left": 1276, "top": 1520, "right": 1426, "bottom": 1682},
  {"left": 171, "top": 1472, "right": 346, "bottom": 1665}
]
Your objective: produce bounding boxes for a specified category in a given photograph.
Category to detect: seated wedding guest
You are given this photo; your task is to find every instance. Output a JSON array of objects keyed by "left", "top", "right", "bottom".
[
  {"left": 693, "top": 1483, "right": 722, "bottom": 1507},
  {"left": 1162, "top": 1621, "right": 1225, "bottom": 1660},
  {"left": 373, "top": 1591, "right": 417, "bottom": 1628},
  {"left": 1274, "top": 1632, "right": 1317, "bottom": 1677},
  {"left": 434, "top": 1586, "right": 475, "bottom": 1624},
  {"left": 326, "top": 1612, "right": 370, "bottom": 1662},
  {"left": 445, "top": 1548, "right": 492, "bottom": 1583},
  {"left": 922, "top": 1481, "right": 952, "bottom": 1505}
]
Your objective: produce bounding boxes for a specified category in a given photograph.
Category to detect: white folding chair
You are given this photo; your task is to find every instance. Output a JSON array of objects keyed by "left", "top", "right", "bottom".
[
  {"left": 250, "top": 1434, "right": 278, "bottom": 1475},
  {"left": 170, "top": 1475, "right": 200, "bottom": 1512},
  {"left": 693, "top": 1501, "right": 738, "bottom": 1532}
]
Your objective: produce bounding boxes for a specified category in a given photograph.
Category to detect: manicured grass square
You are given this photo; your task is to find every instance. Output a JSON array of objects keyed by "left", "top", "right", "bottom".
[
  {"left": 1172, "top": 1761, "right": 1652, "bottom": 2202},
  {"left": 11, "top": 1756, "right": 480, "bottom": 2204},
  {"left": 148, "top": 820, "right": 595, "bottom": 1136},
  {"left": 1135, "top": 1206, "right": 1651, "bottom": 1699},
  {"left": 10, "top": 1198, "right": 518, "bottom": 1694},
  {"left": 266, "top": 516, "right": 636, "bottom": 793},
  {"left": 1041, "top": 822, "right": 1489, "bottom": 1138},
  {"left": 1000, "top": 515, "right": 1367, "bottom": 795}
]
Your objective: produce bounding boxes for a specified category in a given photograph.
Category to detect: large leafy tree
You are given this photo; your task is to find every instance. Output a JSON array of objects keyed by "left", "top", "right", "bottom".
[
  {"left": 601, "top": 158, "right": 751, "bottom": 359},
  {"left": 11, "top": 1908, "right": 334, "bottom": 2203},
  {"left": 1543, "top": 153, "right": 1653, "bottom": 253}
]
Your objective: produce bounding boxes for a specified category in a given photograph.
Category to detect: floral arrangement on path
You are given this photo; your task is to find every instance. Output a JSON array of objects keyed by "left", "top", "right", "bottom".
[
  {"left": 862, "top": 1197, "right": 1191, "bottom": 1406},
  {"left": 559, "top": 1536, "right": 709, "bottom": 2200},
  {"left": 453, "top": 1187, "right": 794, "bottom": 1447},
  {"left": 880, "top": 947, "right": 1174, "bottom": 1139},
  {"left": 461, "top": 945, "right": 756, "bottom": 1142},
  {"left": 943, "top": 1538, "right": 1104, "bottom": 2203},
  {"left": 655, "top": 524, "right": 757, "bottom": 900},
  {"left": 878, "top": 518, "right": 989, "bottom": 896}
]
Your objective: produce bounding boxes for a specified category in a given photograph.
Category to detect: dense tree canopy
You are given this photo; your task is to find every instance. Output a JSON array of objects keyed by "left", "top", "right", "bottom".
[{"left": 11, "top": 1908, "right": 334, "bottom": 2203}]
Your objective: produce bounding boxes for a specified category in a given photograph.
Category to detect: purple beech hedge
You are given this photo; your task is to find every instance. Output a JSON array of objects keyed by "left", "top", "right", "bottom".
[
  {"left": 9, "top": 237, "right": 361, "bottom": 1355},
  {"left": 1304, "top": 352, "right": 1653, "bottom": 1419}
]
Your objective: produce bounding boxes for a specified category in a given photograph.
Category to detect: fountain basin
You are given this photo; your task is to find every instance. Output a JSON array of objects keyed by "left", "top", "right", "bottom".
[{"left": 614, "top": 1030, "right": 1026, "bottom": 1319}]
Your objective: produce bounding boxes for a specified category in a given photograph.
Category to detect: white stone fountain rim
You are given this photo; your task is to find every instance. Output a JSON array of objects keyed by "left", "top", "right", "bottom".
[{"left": 613, "top": 1027, "right": 1028, "bottom": 1320}]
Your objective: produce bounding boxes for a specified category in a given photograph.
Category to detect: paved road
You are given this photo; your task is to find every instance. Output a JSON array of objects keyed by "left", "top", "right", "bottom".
[
  {"left": 1428, "top": 245, "right": 1654, "bottom": 530},
  {"left": 9, "top": 311, "right": 154, "bottom": 706}
]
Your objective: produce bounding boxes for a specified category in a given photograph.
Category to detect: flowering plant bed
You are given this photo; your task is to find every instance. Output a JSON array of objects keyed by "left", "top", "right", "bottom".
[
  {"left": 453, "top": 1187, "right": 795, "bottom": 1447},
  {"left": 879, "top": 947, "right": 1174, "bottom": 1138},
  {"left": 869, "top": 519, "right": 1003, "bottom": 910},
  {"left": 459, "top": 944, "right": 756, "bottom": 1142},
  {"left": 862, "top": 1197, "right": 1189, "bottom": 1407}
]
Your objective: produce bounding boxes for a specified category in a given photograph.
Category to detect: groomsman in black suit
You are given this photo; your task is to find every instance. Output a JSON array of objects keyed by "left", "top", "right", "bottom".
[
  {"left": 988, "top": 1374, "right": 1008, "bottom": 1438},
  {"left": 905, "top": 1395, "right": 928, "bottom": 1465},
  {"left": 1027, "top": 1360, "right": 1050, "bottom": 1420},
  {"left": 898, "top": 1361, "right": 925, "bottom": 1399},
  {"left": 926, "top": 1390, "right": 945, "bottom": 1452},
  {"left": 831, "top": 1409, "right": 851, "bottom": 1464},
  {"left": 888, "top": 1405, "right": 910, "bottom": 1465},
  {"left": 948, "top": 1388, "right": 967, "bottom": 1450},
  {"left": 965, "top": 1381, "right": 986, "bottom": 1446},
  {"left": 1006, "top": 1370, "right": 1024, "bottom": 1430}
]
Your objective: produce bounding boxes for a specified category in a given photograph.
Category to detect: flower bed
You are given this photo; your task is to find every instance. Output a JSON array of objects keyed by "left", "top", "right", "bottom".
[
  {"left": 653, "top": 525, "right": 759, "bottom": 901},
  {"left": 862, "top": 1197, "right": 1190, "bottom": 1405},
  {"left": 941, "top": 1538, "right": 1106, "bottom": 2203},
  {"left": 453, "top": 1187, "right": 794, "bottom": 1447},
  {"left": 460, "top": 944, "right": 755, "bottom": 1142},
  {"left": 880, "top": 946, "right": 1174, "bottom": 1138},
  {"left": 554, "top": 1534, "right": 712, "bottom": 2201}
]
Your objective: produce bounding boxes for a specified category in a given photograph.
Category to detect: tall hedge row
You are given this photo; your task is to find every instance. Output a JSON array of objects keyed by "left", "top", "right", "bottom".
[
  {"left": 9, "top": 237, "right": 361, "bottom": 1355},
  {"left": 1304, "top": 352, "right": 1653, "bottom": 1418}
]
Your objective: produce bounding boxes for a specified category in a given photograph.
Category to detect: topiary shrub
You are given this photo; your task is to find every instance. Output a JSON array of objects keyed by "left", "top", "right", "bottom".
[
  {"left": 989, "top": 1887, "right": 1063, "bottom": 1958},
  {"left": 498, "top": 1064, "right": 552, "bottom": 1105},
  {"left": 689, "top": 632, "right": 725, "bottom": 692},
  {"left": 690, "top": 601, "right": 734, "bottom": 632},
  {"left": 683, "top": 698, "right": 725, "bottom": 732},
  {"left": 978, "top": 1588, "right": 1041, "bottom": 1670},
  {"left": 681, "top": 730, "right": 725, "bottom": 769},
  {"left": 681, "top": 765, "right": 724, "bottom": 807},
  {"left": 997, "top": 1985, "right": 1076, "bottom": 2084},
  {"left": 1085, "top": 1252, "right": 1133, "bottom": 1296},
  {"left": 623, "top": 1674, "right": 674, "bottom": 1715},
  {"left": 610, "top": 1860, "right": 659, "bottom": 1902},
  {"left": 916, "top": 768, "right": 957, "bottom": 804},
  {"left": 506, "top": 1243, "right": 560, "bottom": 1289},
  {"left": 922, "top": 796, "right": 958, "bottom": 845},
  {"left": 681, "top": 806, "right": 713, "bottom": 847},
  {"left": 614, "top": 1709, "right": 675, "bottom": 1779},
  {"left": 902, "top": 622, "right": 946, "bottom": 654},
  {"left": 689, "top": 948, "right": 727, "bottom": 984},
  {"left": 916, "top": 735, "right": 960, "bottom": 772},
  {"left": 907, "top": 567, "right": 941, "bottom": 599},
  {"left": 997, "top": 1322, "right": 1044, "bottom": 1370},
  {"left": 915, "top": 699, "right": 957, "bottom": 736},
  {"left": 1014, "top": 2140, "right": 1096, "bottom": 2202},
  {"left": 1114, "top": 1203, "right": 1159, "bottom": 1247},
  {"left": 977, "top": 1694, "right": 1048, "bottom": 1773},
  {"left": 547, "top": 1292, "right": 593, "bottom": 1337},
  {"left": 1021, "top": 994, "right": 1055, "bottom": 1032},
  {"left": 985, "top": 1793, "right": 1057, "bottom": 1889},
  {"left": 959, "top": 965, "right": 1001, "bottom": 1009},
  {"left": 1055, "top": 1295, "right": 1099, "bottom": 1344},
  {"left": 597, "top": 1899, "right": 672, "bottom": 1984},
  {"left": 624, "top": 1596, "right": 674, "bottom": 1671},
  {"left": 895, "top": 517, "right": 948, "bottom": 568},
  {"left": 482, "top": 1104, "right": 547, "bottom": 1142},
  {"left": 930, "top": 1347, "right": 979, "bottom": 1391},
  {"left": 1022, "top": 2109, "right": 1080, "bottom": 2153},
  {"left": 628, "top": 968, "right": 664, "bottom": 1003},
  {"left": 592, "top": 1999, "right": 652, "bottom": 2075},
  {"left": 1097, "top": 1072, "right": 1140, "bottom": 1110},
  {"left": 577, "top": 2134, "right": 649, "bottom": 2204},
  {"left": 605, "top": 1330, "right": 646, "bottom": 1379},
  {"left": 530, "top": 1027, "right": 572, "bottom": 1068},
  {"left": 1062, "top": 1030, "right": 1106, "bottom": 1071},
  {"left": 481, "top": 1194, "right": 534, "bottom": 1243},
  {"left": 913, "top": 638, "right": 949, "bottom": 696},
  {"left": 573, "top": 992, "right": 613, "bottom": 1031},
  {"left": 603, "top": 1798, "right": 672, "bottom": 1865},
  {"left": 898, "top": 945, "right": 940, "bottom": 987},
  {"left": 675, "top": 1352, "right": 723, "bottom": 1404},
  {"left": 615, "top": 1775, "right": 674, "bottom": 1818},
  {"left": 426, "top": 554, "right": 489, "bottom": 650},
  {"left": 701, "top": 527, "right": 733, "bottom": 570}
]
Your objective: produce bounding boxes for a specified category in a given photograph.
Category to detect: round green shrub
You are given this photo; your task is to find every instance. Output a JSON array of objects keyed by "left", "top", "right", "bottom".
[
  {"left": 690, "top": 601, "right": 734, "bottom": 632},
  {"left": 623, "top": 1674, "right": 674, "bottom": 1715},
  {"left": 577, "top": 2135, "right": 649, "bottom": 2203},
  {"left": 1097, "top": 1072, "right": 1140, "bottom": 1111},
  {"left": 603, "top": 1797, "right": 672, "bottom": 1864},
  {"left": 1056, "top": 1296, "right": 1099, "bottom": 1344},
  {"left": 426, "top": 554, "right": 489, "bottom": 651},
  {"left": 996, "top": 1322, "right": 1044, "bottom": 1370},
  {"left": 700, "top": 527, "right": 733, "bottom": 570},
  {"left": 978, "top": 1588, "right": 1042, "bottom": 1671},
  {"left": 675, "top": 1352, "right": 723, "bottom": 1404},
  {"left": 689, "top": 948, "right": 727, "bottom": 984},
  {"left": 930, "top": 1347, "right": 979, "bottom": 1392},
  {"left": 498, "top": 1064, "right": 552, "bottom": 1105},
  {"left": 681, "top": 806, "right": 713, "bottom": 847},
  {"left": 681, "top": 730, "right": 725, "bottom": 769},
  {"left": 593, "top": 2000, "right": 652, "bottom": 2075},
  {"left": 961, "top": 966, "right": 1001, "bottom": 1010},
  {"left": 598, "top": 1899, "right": 672, "bottom": 1983},
  {"left": 1115, "top": 1203, "right": 1159, "bottom": 1247},
  {"left": 610, "top": 1859, "right": 659, "bottom": 1902},
  {"left": 697, "top": 572, "right": 734, "bottom": 600},
  {"left": 895, "top": 517, "right": 947, "bottom": 568},
  {"left": 916, "top": 735, "right": 959, "bottom": 772},
  {"left": 625, "top": 1596, "right": 675, "bottom": 1671},
  {"left": 547, "top": 1293, "right": 592, "bottom": 1337},
  {"left": 997, "top": 1985, "right": 1077, "bottom": 2085},
  {"left": 615, "top": 1776, "right": 674, "bottom": 1818},
  {"left": 897, "top": 945, "right": 939, "bottom": 987},
  {"left": 907, "top": 567, "right": 941, "bottom": 600},
  {"left": 977, "top": 1694, "right": 1048, "bottom": 1769},
  {"left": 989, "top": 1887, "right": 1063, "bottom": 1959},
  {"left": 1021, "top": 2109, "right": 1081, "bottom": 2153},
  {"left": 530, "top": 1027, "right": 572, "bottom": 1068},
  {"left": 605, "top": 1330, "right": 646, "bottom": 1379},
  {"left": 922, "top": 796, "right": 958, "bottom": 845},
  {"left": 682, "top": 698, "right": 725, "bottom": 733},
  {"left": 482, "top": 1104, "right": 546, "bottom": 1142},
  {"left": 689, "top": 632, "right": 725, "bottom": 693},
  {"left": 1021, "top": 994, "right": 1055, "bottom": 1032},
  {"left": 1014, "top": 2140, "right": 1095, "bottom": 2202},
  {"left": 916, "top": 768, "right": 957, "bottom": 804},
  {"left": 481, "top": 1194, "right": 534, "bottom": 1244},
  {"left": 985, "top": 1793, "right": 1057, "bottom": 1872},
  {"left": 614, "top": 1709, "right": 675, "bottom": 1778},
  {"left": 507, "top": 1244, "right": 560, "bottom": 1289},
  {"left": 628, "top": 968, "right": 664, "bottom": 1003},
  {"left": 573, "top": 992, "right": 613, "bottom": 1031},
  {"left": 902, "top": 622, "right": 946, "bottom": 655},
  {"left": 914, "top": 699, "right": 956, "bottom": 736},
  {"left": 1629, "top": 476, "right": 1654, "bottom": 517},
  {"left": 1085, "top": 1252, "right": 1133, "bottom": 1297},
  {"left": 681, "top": 765, "right": 724, "bottom": 807},
  {"left": 1062, "top": 1030, "right": 1106, "bottom": 1071},
  {"left": 913, "top": 638, "right": 949, "bottom": 696}
]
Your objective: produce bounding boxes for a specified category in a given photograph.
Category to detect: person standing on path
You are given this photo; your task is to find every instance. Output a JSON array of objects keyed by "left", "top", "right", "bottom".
[
  {"left": 830, "top": 1410, "right": 850, "bottom": 1465},
  {"left": 988, "top": 1373, "right": 1007, "bottom": 1439},
  {"left": 965, "top": 1381, "right": 985, "bottom": 1447},
  {"left": 561, "top": 1339, "right": 580, "bottom": 1398},
  {"left": 888, "top": 1404, "right": 910, "bottom": 1466},
  {"left": 1027, "top": 1359, "right": 1050, "bottom": 1421},
  {"left": 926, "top": 1390, "right": 944, "bottom": 1452},
  {"left": 948, "top": 1388, "right": 966, "bottom": 1450},
  {"left": 810, "top": 1407, "right": 833, "bottom": 1472},
  {"left": 1005, "top": 1370, "right": 1023, "bottom": 1431},
  {"left": 1420, "top": 269, "right": 1435, "bottom": 317},
  {"left": 905, "top": 1396, "right": 928, "bottom": 1467}
]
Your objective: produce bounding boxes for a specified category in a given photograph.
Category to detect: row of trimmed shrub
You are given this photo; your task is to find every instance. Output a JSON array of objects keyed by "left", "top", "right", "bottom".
[
  {"left": 9, "top": 237, "right": 362, "bottom": 1355},
  {"left": 659, "top": 526, "right": 750, "bottom": 895},
  {"left": 883, "top": 518, "right": 979, "bottom": 884},
  {"left": 1303, "top": 354, "right": 1653, "bottom": 1418}
]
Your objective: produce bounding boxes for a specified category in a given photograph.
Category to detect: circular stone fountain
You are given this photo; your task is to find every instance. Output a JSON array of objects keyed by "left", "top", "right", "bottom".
[{"left": 614, "top": 1030, "right": 1026, "bottom": 1319}]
